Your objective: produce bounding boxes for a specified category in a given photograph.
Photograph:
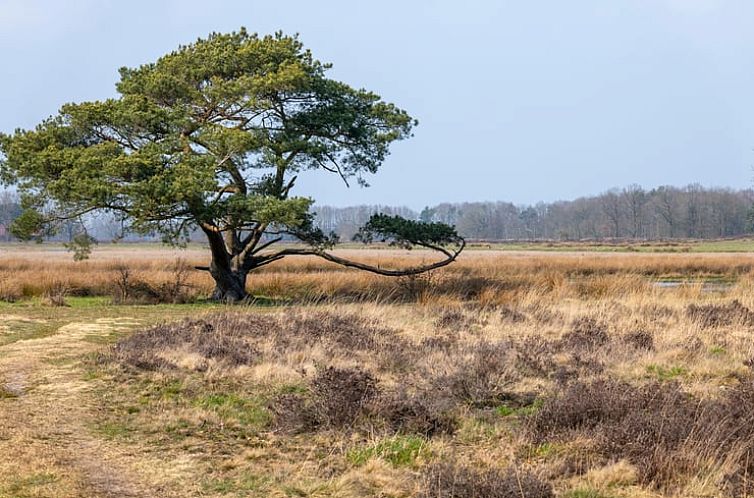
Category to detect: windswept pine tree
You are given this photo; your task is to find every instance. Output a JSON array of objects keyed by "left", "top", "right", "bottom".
[{"left": 0, "top": 29, "right": 464, "bottom": 301}]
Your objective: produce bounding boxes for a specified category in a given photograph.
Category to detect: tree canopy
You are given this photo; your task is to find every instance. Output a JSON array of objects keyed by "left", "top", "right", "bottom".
[{"left": 0, "top": 29, "right": 464, "bottom": 301}]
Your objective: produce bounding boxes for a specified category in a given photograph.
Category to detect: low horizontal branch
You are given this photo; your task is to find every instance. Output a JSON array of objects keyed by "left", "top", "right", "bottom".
[{"left": 257, "top": 239, "right": 466, "bottom": 277}]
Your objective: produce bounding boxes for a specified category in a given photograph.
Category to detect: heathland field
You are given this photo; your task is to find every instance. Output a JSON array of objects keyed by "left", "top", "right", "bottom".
[{"left": 5, "top": 244, "right": 754, "bottom": 497}]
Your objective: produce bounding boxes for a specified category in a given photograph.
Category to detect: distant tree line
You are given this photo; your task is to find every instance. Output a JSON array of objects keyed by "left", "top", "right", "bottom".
[
  {"left": 313, "top": 185, "right": 754, "bottom": 241},
  {"left": 2, "top": 184, "right": 754, "bottom": 242},
  {"left": 0, "top": 190, "right": 21, "bottom": 241}
]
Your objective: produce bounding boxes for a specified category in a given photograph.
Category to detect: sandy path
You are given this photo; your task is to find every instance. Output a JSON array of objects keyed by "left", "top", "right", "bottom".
[{"left": 0, "top": 317, "right": 184, "bottom": 497}]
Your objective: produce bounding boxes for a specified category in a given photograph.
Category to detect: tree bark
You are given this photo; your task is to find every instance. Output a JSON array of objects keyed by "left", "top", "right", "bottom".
[
  {"left": 201, "top": 225, "right": 249, "bottom": 302},
  {"left": 209, "top": 264, "right": 248, "bottom": 302}
]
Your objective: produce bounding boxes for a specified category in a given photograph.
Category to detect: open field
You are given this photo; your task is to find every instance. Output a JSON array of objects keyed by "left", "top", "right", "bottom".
[
  {"left": 4, "top": 247, "right": 754, "bottom": 496},
  {"left": 468, "top": 238, "right": 754, "bottom": 253}
]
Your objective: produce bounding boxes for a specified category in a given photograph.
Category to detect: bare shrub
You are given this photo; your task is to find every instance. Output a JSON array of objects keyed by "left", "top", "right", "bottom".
[
  {"left": 420, "top": 335, "right": 458, "bottom": 352},
  {"left": 105, "top": 309, "right": 397, "bottom": 376},
  {"left": 43, "top": 281, "right": 70, "bottom": 307},
  {"left": 686, "top": 300, "right": 754, "bottom": 328},
  {"left": 270, "top": 393, "right": 318, "bottom": 433},
  {"left": 527, "top": 379, "right": 692, "bottom": 443},
  {"left": 525, "top": 377, "right": 754, "bottom": 493},
  {"left": 513, "top": 335, "right": 605, "bottom": 384},
  {"left": 281, "top": 311, "right": 391, "bottom": 351},
  {"left": 435, "top": 309, "right": 468, "bottom": 329},
  {"left": 433, "top": 341, "right": 519, "bottom": 407},
  {"left": 155, "top": 258, "right": 194, "bottom": 303},
  {"left": 111, "top": 264, "right": 160, "bottom": 304},
  {"left": 641, "top": 303, "right": 676, "bottom": 321},
  {"left": 112, "top": 260, "right": 195, "bottom": 304},
  {"left": 112, "top": 264, "right": 133, "bottom": 303},
  {"left": 514, "top": 337, "right": 560, "bottom": 379},
  {"left": 707, "top": 380, "right": 754, "bottom": 497},
  {"left": 376, "top": 387, "right": 458, "bottom": 437},
  {"left": 108, "top": 317, "right": 261, "bottom": 370},
  {"left": 309, "top": 367, "right": 378, "bottom": 429},
  {"left": 561, "top": 316, "right": 610, "bottom": 351},
  {"left": 272, "top": 371, "right": 458, "bottom": 436},
  {"left": 421, "top": 460, "right": 553, "bottom": 498},
  {"left": 622, "top": 329, "right": 654, "bottom": 351}
]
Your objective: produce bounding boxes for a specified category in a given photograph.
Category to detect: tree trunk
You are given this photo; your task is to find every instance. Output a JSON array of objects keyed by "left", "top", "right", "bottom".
[
  {"left": 209, "top": 263, "right": 248, "bottom": 302},
  {"left": 202, "top": 226, "right": 249, "bottom": 302}
]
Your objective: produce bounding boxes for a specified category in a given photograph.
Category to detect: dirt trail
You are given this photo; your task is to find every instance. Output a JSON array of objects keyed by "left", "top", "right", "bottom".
[{"left": 0, "top": 317, "right": 184, "bottom": 497}]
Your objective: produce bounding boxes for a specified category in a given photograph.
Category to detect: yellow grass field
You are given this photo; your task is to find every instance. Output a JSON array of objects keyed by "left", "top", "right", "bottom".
[{"left": 2, "top": 242, "right": 754, "bottom": 303}]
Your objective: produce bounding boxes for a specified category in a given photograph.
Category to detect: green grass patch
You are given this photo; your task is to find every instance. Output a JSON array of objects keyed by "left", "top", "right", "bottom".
[
  {"left": 194, "top": 392, "right": 271, "bottom": 428},
  {"left": 275, "top": 383, "right": 308, "bottom": 395},
  {"left": 521, "top": 442, "right": 563, "bottom": 460},
  {"left": 496, "top": 405, "right": 515, "bottom": 417},
  {"left": 95, "top": 421, "right": 133, "bottom": 439},
  {"left": 0, "top": 472, "right": 58, "bottom": 497},
  {"left": 646, "top": 364, "right": 687, "bottom": 381},
  {"left": 201, "top": 472, "right": 272, "bottom": 495},
  {"left": 0, "top": 320, "right": 63, "bottom": 347},
  {"left": 347, "top": 435, "right": 429, "bottom": 468},
  {"left": 496, "top": 398, "right": 543, "bottom": 418}
]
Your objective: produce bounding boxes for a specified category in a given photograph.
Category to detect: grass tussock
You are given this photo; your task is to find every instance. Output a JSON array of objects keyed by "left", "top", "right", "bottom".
[
  {"left": 421, "top": 460, "right": 554, "bottom": 498},
  {"left": 686, "top": 299, "right": 754, "bottom": 328}
]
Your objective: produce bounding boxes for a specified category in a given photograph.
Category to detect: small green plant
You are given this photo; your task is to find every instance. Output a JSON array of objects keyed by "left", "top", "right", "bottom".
[
  {"left": 276, "top": 383, "right": 308, "bottom": 395},
  {"left": 157, "top": 379, "right": 184, "bottom": 400},
  {"left": 710, "top": 345, "right": 726, "bottom": 355},
  {"left": 646, "top": 364, "right": 687, "bottom": 381},
  {"left": 81, "top": 369, "right": 100, "bottom": 382},
  {"left": 496, "top": 398, "right": 543, "bottom": 417},
  {"left": 496, "top": 404, "right": 515, "bottom": 417},
  {"left": 347, "top": 435, "right": 429, "bottom": 467},
  {"left": 522, "top": 442, "right": 560, "bottom": 459}
]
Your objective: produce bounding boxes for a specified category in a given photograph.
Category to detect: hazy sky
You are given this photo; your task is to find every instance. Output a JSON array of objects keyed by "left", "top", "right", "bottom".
[{"left": 2, "top": 0, "right": 754, "bottom": 209}]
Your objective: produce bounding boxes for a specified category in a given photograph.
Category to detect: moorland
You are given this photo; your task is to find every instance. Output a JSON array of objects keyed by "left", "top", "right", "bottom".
[{"left": 3, "top": 244, "right": 754, "bottom": 497}]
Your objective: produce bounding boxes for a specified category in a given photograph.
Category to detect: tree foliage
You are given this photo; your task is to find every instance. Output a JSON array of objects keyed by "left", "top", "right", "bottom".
[
  {"left": 355, "top": 214, "right": 463, "bottom": 249},
  {"left": 0, "top": 29, "right": 464, "bottom": 300}
]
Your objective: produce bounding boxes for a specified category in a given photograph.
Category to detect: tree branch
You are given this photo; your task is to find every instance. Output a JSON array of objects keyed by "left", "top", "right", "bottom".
[{"left": 257, "top": 239, "right": 465, "bottom": 276}]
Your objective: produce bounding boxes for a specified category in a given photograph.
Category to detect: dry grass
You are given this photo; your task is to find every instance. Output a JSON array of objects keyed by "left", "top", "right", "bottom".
[
  {"left": 6, "top": 245, "right": 754, "bottom": 496},
  {"left": 1, "top": 243, "right": 754, "bottom": 304},
  {"left": 90, "top": 278, "right": 754, "bottom": 496}
]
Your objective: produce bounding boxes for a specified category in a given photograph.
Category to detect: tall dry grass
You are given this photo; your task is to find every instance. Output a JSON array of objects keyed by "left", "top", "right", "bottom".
[{"left": 1, "top": 243, "right": 754, "bottom": 303}]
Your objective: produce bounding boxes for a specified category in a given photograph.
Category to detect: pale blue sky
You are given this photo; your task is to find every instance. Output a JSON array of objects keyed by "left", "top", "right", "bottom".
[{"left": 2, "top": 0, "right": 753, "bottom": 208}]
